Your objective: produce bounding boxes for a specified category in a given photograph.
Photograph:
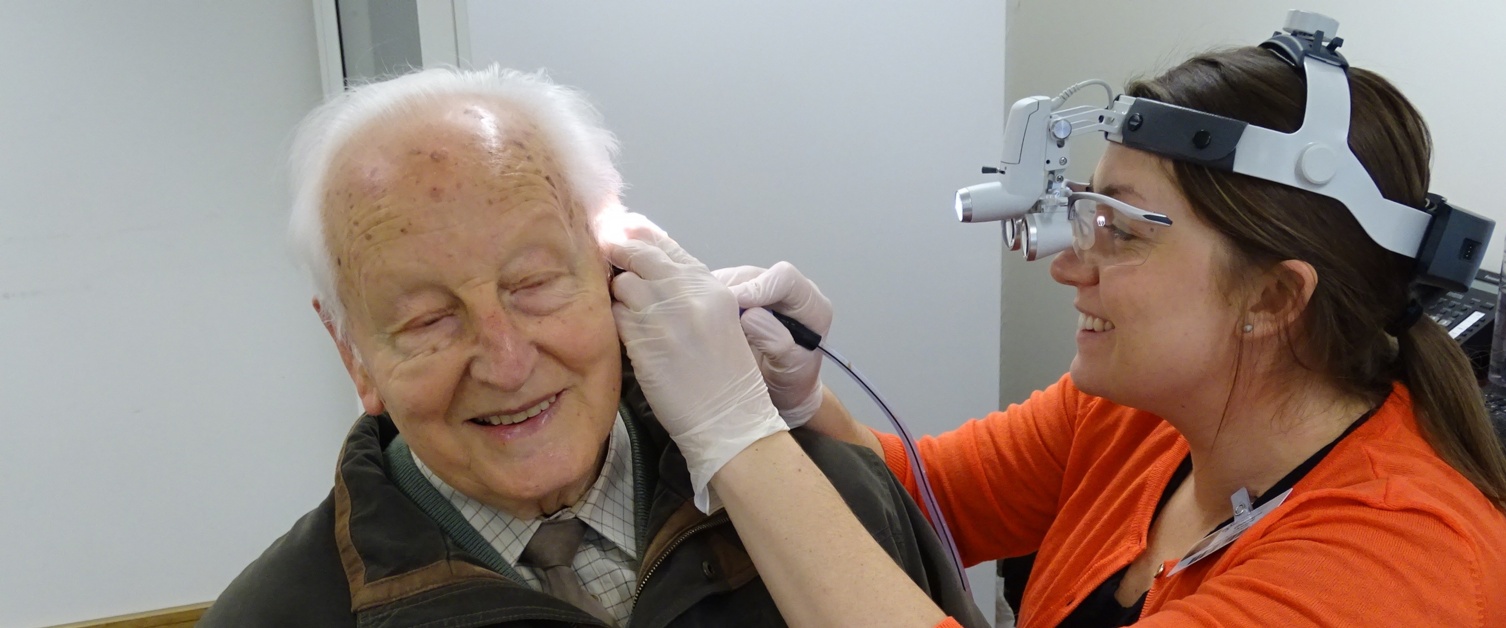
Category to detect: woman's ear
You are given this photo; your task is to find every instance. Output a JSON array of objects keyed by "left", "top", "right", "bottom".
[{"left": 1242, "top": 259, "right": 1318, "bottom": 338}]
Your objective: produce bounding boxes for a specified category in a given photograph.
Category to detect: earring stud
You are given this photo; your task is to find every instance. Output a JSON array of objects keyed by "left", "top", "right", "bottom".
[{"left": 1242, "top": 323, "right": 1254, "bottom": 333}]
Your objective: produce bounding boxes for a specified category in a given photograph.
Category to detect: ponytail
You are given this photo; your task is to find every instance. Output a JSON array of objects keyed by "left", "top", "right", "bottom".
[{"left": 1397, "top": 316, "right": 1506, "bottom": 511}]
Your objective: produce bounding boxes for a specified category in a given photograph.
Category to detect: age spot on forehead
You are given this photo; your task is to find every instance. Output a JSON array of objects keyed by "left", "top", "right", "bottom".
[{"left": 354, "top": 165, "right": 388, "bottom": 197}]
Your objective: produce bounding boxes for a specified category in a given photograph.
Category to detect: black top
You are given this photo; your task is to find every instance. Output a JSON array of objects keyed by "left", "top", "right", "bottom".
[{"left": 1057, "top": 408, "right": 1376, "bottom": 627}]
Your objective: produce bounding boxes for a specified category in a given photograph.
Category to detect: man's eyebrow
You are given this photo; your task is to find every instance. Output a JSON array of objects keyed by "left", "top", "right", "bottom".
[{"left": 383, "top": 289, "right": 448, "bottom": 320}]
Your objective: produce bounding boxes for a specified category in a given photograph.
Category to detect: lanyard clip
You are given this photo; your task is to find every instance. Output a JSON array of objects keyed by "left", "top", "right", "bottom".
[{"left": 1231, "top": 488, "right": 1255, "bottom": 525}]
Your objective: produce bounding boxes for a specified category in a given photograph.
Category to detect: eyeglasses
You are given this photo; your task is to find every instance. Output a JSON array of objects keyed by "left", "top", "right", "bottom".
[{"left": 1064, "top": 183, "right": 1173, "bottom": 267}]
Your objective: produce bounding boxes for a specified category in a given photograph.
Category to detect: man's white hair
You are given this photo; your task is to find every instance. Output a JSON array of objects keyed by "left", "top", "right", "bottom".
[{"left": 287, "top": 65, "right": 623, "bottom": 339}]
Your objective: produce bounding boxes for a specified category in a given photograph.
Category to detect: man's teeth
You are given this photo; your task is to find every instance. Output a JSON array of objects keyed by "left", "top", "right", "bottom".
[
  {"left": 1078, "top": 312, "right": 1116, "bottom": 332},
  {"left": 473, "top": 394, "right": 557, "bottom": 426}
]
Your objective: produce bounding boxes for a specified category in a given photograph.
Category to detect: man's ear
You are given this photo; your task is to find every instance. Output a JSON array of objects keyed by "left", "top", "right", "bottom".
[
  {"left": 595, "top": 244, "right": 625, "bottom": 292},
  {"left": 313, "top": 298, "right": 385, "bottom": 417},
  {"left": 1242, "top": 260, "right": 1318, "bottom": 338}
]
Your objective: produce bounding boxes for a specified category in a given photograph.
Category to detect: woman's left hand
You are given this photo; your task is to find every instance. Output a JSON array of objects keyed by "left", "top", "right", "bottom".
[{"left": 712, "top": 262, "right": 832, "bottom": 429}]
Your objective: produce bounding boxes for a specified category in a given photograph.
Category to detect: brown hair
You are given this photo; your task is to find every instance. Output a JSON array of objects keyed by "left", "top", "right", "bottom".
[{"left": 1127, "top": 47, "right": 1506, "bottom": 510}]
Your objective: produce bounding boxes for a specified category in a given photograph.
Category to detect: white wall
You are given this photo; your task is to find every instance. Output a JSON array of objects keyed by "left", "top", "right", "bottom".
[
  {"left": 0, "top": 3, "right": 349, "bottom": 625},
  {"left": 999, "top": 0, "right": 1506, "bottom": 403},
  {"left": 465, "top": 0, "right": 1006, "bottom": 617}
]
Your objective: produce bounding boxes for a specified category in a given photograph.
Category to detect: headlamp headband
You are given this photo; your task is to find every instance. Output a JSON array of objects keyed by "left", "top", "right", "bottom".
[
  {"left": 1098, "top": 10, "right": 1491, "bottom": 291},
  {"left": 956, "top": 10, "right": 1491, "bottom": 291},
  {"left": 1260, "top": 10, "right": 1349, "bottom": 70}
]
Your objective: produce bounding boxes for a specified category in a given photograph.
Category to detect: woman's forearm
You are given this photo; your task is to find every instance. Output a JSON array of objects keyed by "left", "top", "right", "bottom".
[{"left": 711, "top": 431, "right": 947, "bottom": 628}]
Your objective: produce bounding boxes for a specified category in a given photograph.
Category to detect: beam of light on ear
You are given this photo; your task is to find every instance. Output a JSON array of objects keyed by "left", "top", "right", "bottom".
[
  {"left": 593, "top": 203, "right": 633, "bottom": 246},
  {"left": 594, "top": 205, "right": 669, "bottom": 248}
]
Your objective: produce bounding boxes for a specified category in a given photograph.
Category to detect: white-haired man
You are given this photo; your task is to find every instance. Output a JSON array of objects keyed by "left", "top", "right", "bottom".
[{"left": 200, "top": 66, "right": 984, "bottom": 628}]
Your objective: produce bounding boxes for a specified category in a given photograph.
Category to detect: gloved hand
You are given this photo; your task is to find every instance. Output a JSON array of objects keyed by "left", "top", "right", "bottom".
[
  {"left": 601, "top": 213, "right": 788, "bottom": 513},
  {"left": 712, "top": 263, "right": 833, "bottom": 428}
]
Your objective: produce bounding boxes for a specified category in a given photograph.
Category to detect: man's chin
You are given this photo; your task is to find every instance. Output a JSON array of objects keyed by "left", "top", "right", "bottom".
[{"left": 444, "top": 420, "right": 613, "bottom": 517}]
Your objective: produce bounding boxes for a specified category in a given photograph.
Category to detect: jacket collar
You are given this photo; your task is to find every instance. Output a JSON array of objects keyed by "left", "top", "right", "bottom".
[{"left": 332, "top": 414, "right": 604, "bottom": 625}]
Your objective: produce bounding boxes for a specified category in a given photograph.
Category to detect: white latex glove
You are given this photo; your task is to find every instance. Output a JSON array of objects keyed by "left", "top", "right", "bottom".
[
  {"left": 601, "top": 214, "right": 788, "bottom": 513},
  {"left": 711, "top": 263, "right": 833, "bottom": 428}
]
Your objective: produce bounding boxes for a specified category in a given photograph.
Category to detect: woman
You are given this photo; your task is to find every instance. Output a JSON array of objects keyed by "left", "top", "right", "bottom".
[{"left": 604, "top": 46, "right": 1506, "bottom": 626}]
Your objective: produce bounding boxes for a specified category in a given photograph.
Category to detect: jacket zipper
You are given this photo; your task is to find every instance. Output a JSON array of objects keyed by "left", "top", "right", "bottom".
[
  {"left": 633, "top": 516, "right": 727, "bottom": 599},
  {"left": 1140, "top": 560, "right": 1174, "bottom": 619}
]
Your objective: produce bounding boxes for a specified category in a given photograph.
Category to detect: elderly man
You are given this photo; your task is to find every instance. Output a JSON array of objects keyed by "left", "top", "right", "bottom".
[{"left": 200, "top": 66, "right": 983, "bottom": 627}]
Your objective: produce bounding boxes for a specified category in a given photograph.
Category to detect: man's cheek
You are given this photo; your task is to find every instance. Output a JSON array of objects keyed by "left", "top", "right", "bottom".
[{"left": 385, "top": 355, "right": 466, "bottom": 418}]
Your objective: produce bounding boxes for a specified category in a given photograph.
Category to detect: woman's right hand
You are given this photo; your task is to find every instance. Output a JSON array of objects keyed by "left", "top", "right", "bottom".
[
  {"left": 602, "top": 214, "right": 789, "bottom": 513},
  {"left": 712, "top": 262, "right": 832, "bottom": 429}
]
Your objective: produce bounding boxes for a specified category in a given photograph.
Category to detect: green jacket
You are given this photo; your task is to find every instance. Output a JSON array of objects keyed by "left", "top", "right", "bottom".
[{"left": 200, "top": 372, "right": 985, "bottom": 627}]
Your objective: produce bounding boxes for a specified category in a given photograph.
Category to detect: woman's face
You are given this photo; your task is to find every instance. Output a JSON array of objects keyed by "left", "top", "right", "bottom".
[{"left": 1049, "top": 144, "right": 1245, "bottom": 413}]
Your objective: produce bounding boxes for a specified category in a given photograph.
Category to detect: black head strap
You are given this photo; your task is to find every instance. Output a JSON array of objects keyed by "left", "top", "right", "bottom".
[
  {"left": 1260, "top": 28, "right": 1349, "bottom": 69},
  {"left": 1385, "top": 299, "right": 1425, "bottom": 336}
]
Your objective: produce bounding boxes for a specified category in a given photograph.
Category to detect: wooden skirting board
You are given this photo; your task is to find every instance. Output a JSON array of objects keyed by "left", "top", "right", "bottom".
[{"left": 44, "top": 602, "right": 212, "bottom": 628}]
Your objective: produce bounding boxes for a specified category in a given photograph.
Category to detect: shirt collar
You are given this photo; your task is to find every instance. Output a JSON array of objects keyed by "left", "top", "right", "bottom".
[{"left": 570, "top": 416, "right": 637, "bottom": 558}]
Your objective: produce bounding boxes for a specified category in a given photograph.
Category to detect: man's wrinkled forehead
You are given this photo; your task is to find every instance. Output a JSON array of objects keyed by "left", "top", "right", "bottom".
[
  {"left": 327, "top": 99, "right": 567, "bottom": 203},
  {"left": 318, "top": 98, "right": 586, "bottom": 288}
]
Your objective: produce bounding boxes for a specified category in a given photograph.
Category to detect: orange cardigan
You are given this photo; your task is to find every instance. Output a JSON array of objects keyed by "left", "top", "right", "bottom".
[{"left": 879, "top": 375, "right": 1506, "bottom": 627}]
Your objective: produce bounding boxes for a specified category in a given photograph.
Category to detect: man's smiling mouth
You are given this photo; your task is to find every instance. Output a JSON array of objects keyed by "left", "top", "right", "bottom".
[{"left": 470, "top": 393, "right": 559, "bottom": 426}]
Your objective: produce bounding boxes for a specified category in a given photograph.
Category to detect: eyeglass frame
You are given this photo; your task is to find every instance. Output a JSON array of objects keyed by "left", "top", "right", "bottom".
[{"left": 1062, "top": 181, "right": 1174, "bottom": 262}]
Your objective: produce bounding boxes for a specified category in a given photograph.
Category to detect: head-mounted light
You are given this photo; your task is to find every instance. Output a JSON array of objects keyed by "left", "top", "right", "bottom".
[{"left": 955, "top": 9, "right": 1492, "bottom": 291}]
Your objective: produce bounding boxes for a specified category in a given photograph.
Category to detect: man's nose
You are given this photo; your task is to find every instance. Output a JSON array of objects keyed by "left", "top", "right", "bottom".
[
  {"left": 1049, "top": 247, "right": 1100, "bottom": 287},
  {"left": 470, "top": 306, "right": 537, "bottom": 391}
]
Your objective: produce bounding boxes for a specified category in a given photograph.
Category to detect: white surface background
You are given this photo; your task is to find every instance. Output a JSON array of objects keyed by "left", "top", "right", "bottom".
[{"left": 0, "top": 2, "right": 346, "bottom": 625}]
